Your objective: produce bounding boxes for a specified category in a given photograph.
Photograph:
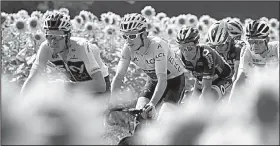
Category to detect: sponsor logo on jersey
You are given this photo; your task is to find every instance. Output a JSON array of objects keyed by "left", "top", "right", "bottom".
[
  {"left": 90, "top": 67, "right": 100, "bottom": 73},
  {"left": 146, "top": 58, "right": 155, "bottom": 64},
  {"left": 155, "top": 53, "right": 165, "bottom": 59},
  {"left": 70, "top": 55, "right": 78, "bottom": 60},
  {"left": 168, "top": 56, "right": 182, "bottom": 72},
  {"left": 205, "top": 53, "right": 214, "bottom": 69},
  {"left": 132, "top": 57, "right": 138, "bottom": 62},
  {"left": 157, "top": 44, "right": 162, "bottom": 49}
]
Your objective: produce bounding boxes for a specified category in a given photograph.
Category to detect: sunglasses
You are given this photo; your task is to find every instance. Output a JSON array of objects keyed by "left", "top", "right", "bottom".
[
  {"left": 247, "top": 39, "right": 266, "bottom": 44},
  {"left": 46, "top": 34, "right": 67, "bottom": 41},
  {"left": 122, "top": 32, "right": 143, "bottom": 40}
]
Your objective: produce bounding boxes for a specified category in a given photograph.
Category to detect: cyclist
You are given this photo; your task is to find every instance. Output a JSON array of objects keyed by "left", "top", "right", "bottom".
[
  {"left": 110, "top": 13, "right": 186, "bottom": 122},
  {"left": 226, "top": 19, "right": 244, "bottom": 40},
  {"left": 207, "top": 20, "right": 247, "bottom": 82},
  {"left": 176, "top": 26, "right": 232, "bottom": 102},
  {"left": 228, "top": 20, "right": 279, "bottom": 103},
  {"left": 20, "top": 11, "right": 110, "bottom": 98}
]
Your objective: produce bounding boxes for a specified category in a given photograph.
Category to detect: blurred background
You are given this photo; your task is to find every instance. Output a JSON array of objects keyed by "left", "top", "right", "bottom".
[{"left": 2, "top": 1, "right": 279, "bottom": 21}]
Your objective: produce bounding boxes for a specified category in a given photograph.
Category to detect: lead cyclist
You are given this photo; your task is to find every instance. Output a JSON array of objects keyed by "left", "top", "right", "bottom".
[{"left": 110, "top": 13, "right": 186, "bottom": 123}]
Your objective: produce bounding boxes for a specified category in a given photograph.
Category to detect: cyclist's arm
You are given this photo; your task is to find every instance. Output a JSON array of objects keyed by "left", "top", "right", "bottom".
[
  {"left": 199, "top": 49, "right": 216, "bottom": 100},
  {"left": 20, "top": 42, "right": 49, "bottom": 97},
  {"left": 75, "top": 44, "right": 106, "bottom": 93},
  {"left": 228, "top": 48, "right": 250, "bottom": 102},
  {"left": 88, "top": 43, "right": 107, "bottom": 71},
  {"left": 149, "top": 43, "right": 168, "bottom": 105},
  {"left": 111, "top": 46, "right": 131, "bottom": 96}
]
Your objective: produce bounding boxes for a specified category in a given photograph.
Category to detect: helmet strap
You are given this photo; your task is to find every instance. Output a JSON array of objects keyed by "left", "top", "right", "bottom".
[{"left": 136, "top": 33, "right": 145, "bottom": 51}]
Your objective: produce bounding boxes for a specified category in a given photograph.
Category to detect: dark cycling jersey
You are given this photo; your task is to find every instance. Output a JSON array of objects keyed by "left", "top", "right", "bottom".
[{"left": 178, "top": 44, "right": 231, "bottom": 81}]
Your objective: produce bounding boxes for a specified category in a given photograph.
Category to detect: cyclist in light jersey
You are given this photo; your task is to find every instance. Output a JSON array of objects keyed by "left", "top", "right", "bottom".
[
  {"left": 228, "top": 20, "right": 279, "bottom": 103},
  {"left": 20, "top": 11, "right": 110, "bottom": 98},
  {"left": 110, "top": 13, "right": 186, "bottom": 121}
]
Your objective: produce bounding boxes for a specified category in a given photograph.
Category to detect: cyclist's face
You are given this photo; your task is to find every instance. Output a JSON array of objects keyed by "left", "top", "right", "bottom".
[
  {"left": 46, "top": 30, "right": 67, "bottom": 53},
  {"left": 122, "top": 31, "right": 143, "bottom": 50},
  {"left": 179, "top": 42, "right": 197, "bottom": 60},
  {"left": 211, "top": 43, "right": 228, "bottom": 53},
  {"left": 247, "top": 38, "right": 266, "bottom": 54}
]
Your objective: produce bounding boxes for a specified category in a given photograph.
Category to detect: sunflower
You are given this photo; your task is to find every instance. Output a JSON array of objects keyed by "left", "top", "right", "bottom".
[
  {"left": 87, "top": 12, "right": 98, "bottom": 22},
  {"left": 1, "top": 12, "right": 9, "bottom": 25},
  {"left": 17, "top": 9, "right": 29, "bottom": 19},
  {"left": 74, "top": 15, "right": 84, "bottom": 28},
  {"left": 28, "top": 17, "right": 40, "bottom": 32},
  {"left": 150, "top": 23, "right": 162, "bottom": 36},
  {"left": 103, "top": 25, "right": 118, "bottom": 36},
  {"left": 33, "top": 31, "right": 45, "bottom": 45},
  {"left": 187, "top": 14, "right": 198, "bottom": 28},
  {"left": 111, "top": 13, "right": 121, "bottom": 26},
  {"left": 169, "top": 16, "right": 177, "bottom": 25},
  {"left": 141, "top": 6, "right": 156, "bottom": 18},
  {"left": 79, "top": 10, "right": 89, "bottom": 23},
  {"left": 199, "top": 15, "right": 212, "bottom": 27},
  {"left": 269, "top": 18, "right": 279, "bottom": 30},
  {"left": 176, "top": 14, "right": 188, "bottom": 27},
  {"left": 161, "top": 17, "right": 170, "bottom": 26},
  {"left": 13, "top": 18, "right": 27, "bottom": 33},
  {"left": 156, "top": 12, "right": 167, "bottom": 21},
  {"left": 260, "top": 17, "right": 269, "bottom": 22},
  {"left": 244, "top": 18, "right": 253, "bottom": 26},
  {"left": 59, "top": 8, "right": 69, "bottom": 15},
  {"left": 166, "top": 24, "right": 177, "bottom": 38},
  {"left": 43, "top": 10, "right": 53, "bottom": 20},
  {"left": 101, "top": 13, "right": 113, "bottom": 25},
  {"left": 197, "top": 22, "right": 208, "bottom": 34},
  {"left": 31, "top": 11, "right": 43, "bottom": 20}
]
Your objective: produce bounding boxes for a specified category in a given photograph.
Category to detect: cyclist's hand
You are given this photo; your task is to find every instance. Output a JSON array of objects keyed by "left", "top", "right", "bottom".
[{"left": 142, "top": 102, "right": 156, "bottom": 119}]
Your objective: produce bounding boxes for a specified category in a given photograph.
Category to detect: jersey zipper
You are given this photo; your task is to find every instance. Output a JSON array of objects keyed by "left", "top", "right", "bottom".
[{"left": 58, "top": 53, "right": 78, "bottom": 82}]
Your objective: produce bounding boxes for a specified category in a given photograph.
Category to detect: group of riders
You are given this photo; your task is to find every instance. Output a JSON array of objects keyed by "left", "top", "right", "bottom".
[{"left": 20, "top": 11, "right": 279, "bottom": 130}]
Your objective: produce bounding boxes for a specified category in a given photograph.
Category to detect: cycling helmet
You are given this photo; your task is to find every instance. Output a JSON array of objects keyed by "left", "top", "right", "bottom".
[
  {"left": 245, "top": 20, "right": 269, "bottom": 38},
  {"left": 207, "top": 20, "right": 230, "bottom": 45},
  {"left": 43, "top": 11, "right": 72, "bottom": 32},
  {"left": 176, "top": 26, "right": 200, "bottom": 43},
  {"left": 120, "top": 13, "right": 147, "bottom": 33},
  {"left": 226, "top": 19, "right": 244, "bottom": 39}
]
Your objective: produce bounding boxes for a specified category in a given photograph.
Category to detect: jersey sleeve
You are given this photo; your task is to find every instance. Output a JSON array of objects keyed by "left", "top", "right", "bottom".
[
  {"left": 238, "top": 47, "right": 251, "bottom": 73},
  {"left": 202, "top": 47, "right": 216, "bottom": 79},
  {"left": 87, "top": 42, "right": 107, "bottom": 68},
  {"left": 154, "top": 41, "right": 168, "bottom": 75},
  {"left": 79, "top": 42, "right": 101, "bottom": 76}
]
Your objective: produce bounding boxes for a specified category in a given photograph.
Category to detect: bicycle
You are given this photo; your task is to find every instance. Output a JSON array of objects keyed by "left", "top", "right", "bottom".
[{"left": 105, "top": 106, "right": 151, "bottom": 145}]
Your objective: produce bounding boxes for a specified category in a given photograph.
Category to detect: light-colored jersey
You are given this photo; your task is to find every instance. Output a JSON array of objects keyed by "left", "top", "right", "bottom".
[
  {"left": 121, "top": 36, "right": 185, "bottom": 80},
  {"left": 239, "top": 41, "right": 279, "bottom": 73},
  {"left": 33, "top": 37, "right": 108, "bottom": 82}
]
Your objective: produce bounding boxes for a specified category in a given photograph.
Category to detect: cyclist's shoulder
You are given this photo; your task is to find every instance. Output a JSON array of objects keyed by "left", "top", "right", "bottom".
[
  {"left": 268, "top": 41, "right": 279, "bottom": 51},
  {"left": 198, "top": 43, "right": 216, "bottom": 56},
  {"left": 148, "top": 36, "right": 169, "bottom": 49}
]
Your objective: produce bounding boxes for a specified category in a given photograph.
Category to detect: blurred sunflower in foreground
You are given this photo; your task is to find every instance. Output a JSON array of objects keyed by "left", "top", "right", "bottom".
[
  {"left": 16, "top": 9, "right": 29, "bottom": 20},
  {"left": 31, "top": 11, "right": 43, "bottom": 20},
  {"left": 141, "top": 6, "right": 156, "bottom": 19}
]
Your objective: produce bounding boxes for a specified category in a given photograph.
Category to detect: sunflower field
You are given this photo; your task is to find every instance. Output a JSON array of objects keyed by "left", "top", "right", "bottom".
[{"left": 1, "top": 6, "right": 279, "bottom": 96}]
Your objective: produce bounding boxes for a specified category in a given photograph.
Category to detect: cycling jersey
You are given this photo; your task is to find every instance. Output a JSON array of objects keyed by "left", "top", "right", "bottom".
[
  {"left": 33, "top": 37, "right": 109, "bottom": 82},
  {"left": 178, "top": 44, "right": 231, "bottom": 81},
  {"left": 239, "top": 41, "right": 279, "bottom": 73},
  {"left": 121, "top": 36, "right": 185, "bottom": 80}
]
